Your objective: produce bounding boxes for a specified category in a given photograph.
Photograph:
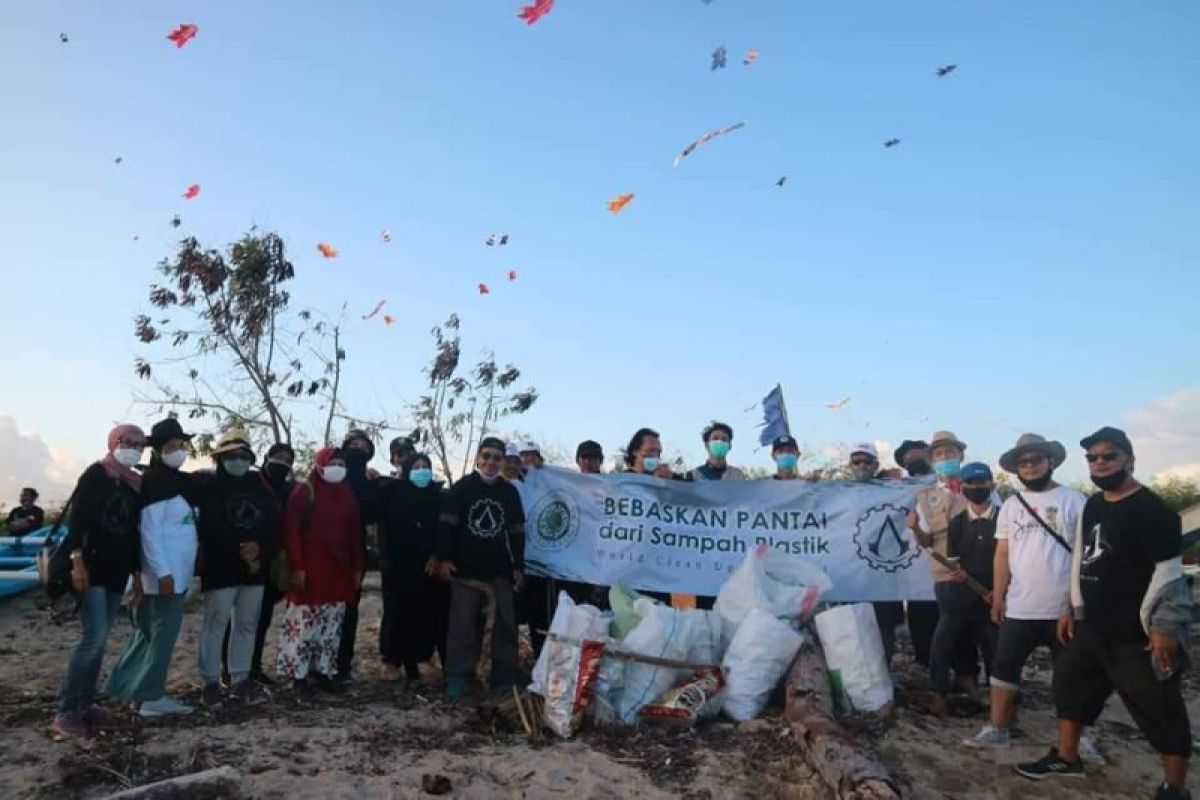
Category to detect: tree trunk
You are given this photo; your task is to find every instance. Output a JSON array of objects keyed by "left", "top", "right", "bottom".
[
  {"left": 99, "top": 766, "right": 242, "bottom": 799},
  {"left": 784, "top": 639, "right": 899, "bottom": 800}
]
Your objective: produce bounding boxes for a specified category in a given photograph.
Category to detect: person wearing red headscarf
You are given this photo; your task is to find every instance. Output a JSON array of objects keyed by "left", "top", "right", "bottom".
[{"left": 274, "top": 447, "right": 364, "bottom": 689}]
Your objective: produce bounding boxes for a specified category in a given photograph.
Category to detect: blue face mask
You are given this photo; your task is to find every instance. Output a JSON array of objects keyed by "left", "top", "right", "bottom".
[
  {"left": 642, "top": 457, "right": 660, "bottom": 472},
  {"left": 409, "top": 468, "right": 433, "bottom": 488},
  {"left": 708, "top": 440, "right": 731, "bottom": 459},
  {"left": 775, "top": 453, "right": 798, "bottom": 471},
  {"left": 933, "top": 458, "right": 961, "bottom": 478}
]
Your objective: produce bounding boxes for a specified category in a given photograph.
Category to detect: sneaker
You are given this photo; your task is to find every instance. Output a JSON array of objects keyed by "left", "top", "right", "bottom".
[
  {"left": 82, "top": 705, "right": 118, "bottom": 730},
  {"left": 231, "top": 680, "right": 268, "bottom": 706},
  {"left": 1154, "top": 782, "right": 1193, "bottom": 800},
  {"left": 1014, "top": 747, "right": 1084, "bottom": 781},
  {"left": 445, "top": 676, "right": 467, "bottom": 700},
  {"left": 138, "top": 696, "right": 195, "bottom": 717},
  {"left": 49, "top": 712, "right": 89, "bottom": 740},
  {"left": 200, "top": 683, "right": 224, "bottom": 709},
  {"left": 249, "top": 670, "right": 277, "bottom": 687},
  {"left": 1078, "top": 735, "right": 1105, "bottom": 765},
  {"left": 963, "top": 724, "right": 1010, "bottom": 748}
]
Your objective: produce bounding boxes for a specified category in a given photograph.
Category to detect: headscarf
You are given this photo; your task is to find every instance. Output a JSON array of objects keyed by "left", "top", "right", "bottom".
[
  {"left": 99, "top": 423, "right": 145, "bottom": 491},
  {"left": 306, "top": 447, "right": 358, "bottom": 562}
]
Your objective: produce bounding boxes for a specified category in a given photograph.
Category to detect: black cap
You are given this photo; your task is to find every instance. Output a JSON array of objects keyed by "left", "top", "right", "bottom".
[
  {"left": 771, "top": 435, "right": 799, "bottom": 453},
  {"left": 342, "top": 429, "right": 376, "bottom": 460},
  {"left": 1080, "top": 426, "right": 1134, "bottom": 455},
  {"left": 576, "top": 439, "right": 604, "bottom": 460},
  {"left": 893, "top": 439, "right": 929, "bottom": 464},
  {"left": 147, "top": 418, "right": 193, "bottom": 448},
  {"left": 266, "top": 442, "right": 295, "bottom": 461},
  {"left": 389, "top": 435, "right": 416, "bottom": 457},
  {"left": 478, "top": 436, "right": 506, "bottom": 454}
]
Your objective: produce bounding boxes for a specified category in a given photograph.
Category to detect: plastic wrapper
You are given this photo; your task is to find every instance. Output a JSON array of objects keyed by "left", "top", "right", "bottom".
[
  {"left": 638, "top": 667, "right": 726, "bottom": 728},
  {"left": 530, "top": 592, "right": 610, "bottom": 697},
  {"left": 544, "top": 636, "right": 606, "bottom": 738}
]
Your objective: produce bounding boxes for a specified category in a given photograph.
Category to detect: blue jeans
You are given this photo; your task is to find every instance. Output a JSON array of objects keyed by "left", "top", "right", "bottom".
[{"left": 59, "top": 588, "right": 123, "bottom": 713}]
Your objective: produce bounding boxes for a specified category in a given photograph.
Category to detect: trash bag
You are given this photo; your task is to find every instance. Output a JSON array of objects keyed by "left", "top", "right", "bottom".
[
  {"left": 714, "top": 543, "right": 832, "bottom": 648},
  {"left": 530, "top": 592, "right": 610, "bottom": 697},
  {"left": 813, "top": 603, "right": 893, "bottom": 713},
  {"left": 609, "top": 584, "right": 657, "bottom": 639},
  {"left": 721, "top": 607, "right": 805, "bottom": 721}
]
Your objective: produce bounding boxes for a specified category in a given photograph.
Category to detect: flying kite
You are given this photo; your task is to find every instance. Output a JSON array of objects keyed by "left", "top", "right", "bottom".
[
  {"left": 182, "top": 184, "right": 200, "bottom": 199},
  {"left": 478, "top": 283, "right": 490, "bottom": 295},
  {"left": 132, "top": 233, "right": 140, "bottom": 241},
  {"left": 936, "top": 64, "right": 957, "bottom": 78},
  {"left": 743, "top": 47, "right": 759, "bottom": 66},
  {"left": 114, "top": 156, "right": 123, "bottom": 165},
  {"left": 381, "top": 229, "right": 391, "bottom": 243},
  {"left": 60, "top": 33, "right": 69, "bottom": 44},
  {"left": 361, "top": 300, "right": 386, "bottom": 320},
  {"left": 825, "top": 397, "right": 851, "bottom": 411},
  {"left": 711, "top": 46, "right": 727, "bottom": 70},
  {"left": 607, "top": 193, "right": 635, "bottom": 214},
  {"left": 316, "top": 242, "right": 339, "bottom": 258},
  {"left": 883, "top": 138, "right": 901, "bottom": 148},
  {"left": 776, "top": 176, "right": 787, "bottom": 187},
  {"left": 167, "top": 24, "right": 198, "bottom": 48},
  {"left": 508, "top": 270, "right": 518, "bottom": 281},
  {"left": 518, "top": 0, "right": 554, "bottom": 25},
  {"left": 673, "top": 121, "right": 746, "bottom": 167},
  {"left": 485, "top": 234, "right": 510, "bottom": 246},
  {"left": 170, "top": 215, "right": 181, "bottom": 228},
  {"left": 383, "top": 315, "right": 396, "bottom": 325}
]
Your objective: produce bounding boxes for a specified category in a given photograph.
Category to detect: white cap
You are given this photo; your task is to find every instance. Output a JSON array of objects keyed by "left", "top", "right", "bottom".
[
  {"left": 504, "top": 443, "right": 521, "bottom": 458},
  {"left": 519, "top": 440, "right": 540, "bottom": 454},
  {"left": 850, "top": 442, "right": 879, "bottom": 460}
]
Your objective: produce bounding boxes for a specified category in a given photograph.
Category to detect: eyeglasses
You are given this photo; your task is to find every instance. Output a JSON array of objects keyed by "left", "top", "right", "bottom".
[
  {"left": 478, "top": 452, "right": 503, "bottom": 463},
  {"left": 1016, "top": 455, "right": 1047, "bottom": 467},
  {"left": 1085, "top": 450, "right": 1122, "bottom": 464}
]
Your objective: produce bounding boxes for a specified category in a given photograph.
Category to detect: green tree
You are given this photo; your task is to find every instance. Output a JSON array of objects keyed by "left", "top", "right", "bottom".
[{"left": 1150, "top": 476, "right": 1200, "bottom": 513}]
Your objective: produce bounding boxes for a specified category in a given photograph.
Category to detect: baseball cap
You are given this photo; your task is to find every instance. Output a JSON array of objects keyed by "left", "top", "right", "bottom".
[
  {"left": 1080, "top": 426, "right": 1134, "bottom": 455},
  {"left": 576, "top": 440, "right": 603, "bottom": 460},
  {"left": 771, "top": 435, "right": 799, "bottom": 453},
  {"left": 504, "top": 443, "right": 521, "bottom": 458},
  {"left": 850, "top": 442, "right": 879, "bottom": 460},
  {"left": 519, "top": 440, "right": 541, "bottom": 455},
  {"left": 960, "top": 462, "right": 993, "bottom": 482}
]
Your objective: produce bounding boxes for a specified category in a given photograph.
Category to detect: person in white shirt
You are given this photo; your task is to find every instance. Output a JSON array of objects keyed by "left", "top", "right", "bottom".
[{"left": 965, "top": 433, "right": 1087, "bottom": 748}]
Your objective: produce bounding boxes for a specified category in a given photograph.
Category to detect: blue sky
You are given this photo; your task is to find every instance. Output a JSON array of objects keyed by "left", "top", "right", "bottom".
[{"left": 2, "top": 1, "right": 1198, "bottom": 493}]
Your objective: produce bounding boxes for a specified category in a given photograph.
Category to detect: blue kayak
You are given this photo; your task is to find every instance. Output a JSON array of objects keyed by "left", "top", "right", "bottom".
[{"left": 0, "top": 525, "right": 66, "bottom": 600}]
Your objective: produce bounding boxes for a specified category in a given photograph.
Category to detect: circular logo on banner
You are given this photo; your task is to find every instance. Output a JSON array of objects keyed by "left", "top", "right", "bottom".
[
  {"left": 853, "top": 503, "right": 920, "bottom": 573},
  {"left": 530, "top": 491, "right": 580, "bottom": 552}
]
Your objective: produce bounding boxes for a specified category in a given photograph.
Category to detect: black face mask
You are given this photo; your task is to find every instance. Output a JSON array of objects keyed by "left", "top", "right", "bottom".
[
  {"left": 963, "top": 487, "right": 992, "bottom": 505},
  {"left": 1091, "top": 469, "right": 1128, "bottom": 492},
  {"left": 905, "top": 460, "right": 932, "bottom": 477},
  {"left": 264, "top": 462, "right": 291, "bottom": 485},
  {"left": 1018, "top": 473, "right": 1053, "bottom": 492},
  {"left": 344, "top": 449, "right": 370, "bottom": 467}
]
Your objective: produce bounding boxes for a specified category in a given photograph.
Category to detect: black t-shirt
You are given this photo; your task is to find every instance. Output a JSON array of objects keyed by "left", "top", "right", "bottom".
[
  {"left": 948, "top": 506, "right": 998, "bottom": 590},
  {"left": 6, "top": 504, "right": 45, "bottom": 532},
  {"left": 1079, "top": 487, "right": 1181, "bottom": 643},
  {"left": 63, "top": 464, "right": 141, "bottom": 592},
  {"left": 436, "top": 473, "right": 525, "bottom": 580}
]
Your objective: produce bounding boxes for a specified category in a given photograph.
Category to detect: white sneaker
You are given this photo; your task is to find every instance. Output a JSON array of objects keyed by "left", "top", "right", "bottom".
[
  {"left": 139, "top": 696, "right": 195, "bottom": 717},
  {"left": 1078, "top": 735, "right": 1105, "bottom": 765},
  {"left": 963, "top": 724, "right": 1010, "bottom": 748}
]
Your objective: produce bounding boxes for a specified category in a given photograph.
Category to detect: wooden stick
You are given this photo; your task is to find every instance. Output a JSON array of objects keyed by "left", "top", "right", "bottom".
[
  {"left": 926, "top": 551, "right": 990, "bottom": 600},
  {"left": 541, "top": 630, "right": 718, "bottom": 672},
  {"left": 512, "top": 686, "right": 534, "bottom": 738}
]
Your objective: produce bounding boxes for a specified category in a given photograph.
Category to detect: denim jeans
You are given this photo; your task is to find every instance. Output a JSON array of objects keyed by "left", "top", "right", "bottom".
[{"left": 59, "top": 588, "right": 123, "bottom": 713}]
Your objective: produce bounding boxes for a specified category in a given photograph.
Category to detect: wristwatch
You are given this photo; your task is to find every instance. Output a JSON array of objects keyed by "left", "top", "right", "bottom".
[{"left": 70, "top": 550, "right": 83, "bottom": 561}]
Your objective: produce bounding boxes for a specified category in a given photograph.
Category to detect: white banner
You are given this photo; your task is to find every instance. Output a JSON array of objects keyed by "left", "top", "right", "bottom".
[{"left": 516, "top": 467, "right": 938, "bottom": 602}]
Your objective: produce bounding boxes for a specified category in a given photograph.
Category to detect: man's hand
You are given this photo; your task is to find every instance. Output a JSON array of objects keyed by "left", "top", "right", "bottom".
[
  {"left": 653, "top": 464, "right": 674, "bottom": 479},
  {"left": 239, "top": 541, "right": 260, "bottom": 563},
  {"left": 990, "top": 596, "right": 1006, "bottom": 625},
  {"left": 906, "top": 510, "right": 919, "bottom": 530},
  {"left": 950, "top": 568, "right": 967, "bottom": 583},
  {"left": 291, "top": 569, "right": 306, "bottom": 591},
  {"left": 158, "top": 575, "right": 175, "bottom": 596},
  {"left": 983, "top": 591, "right": 994, "bottom": 606},
  {"left": 424, "top": 556, "right": 440, "bottom": 577},
  {"left": 1147, "top": 630, "right": 1179, "bottom": 674},
  {"left": 366, "top": 467, "right": 380, "bottom": 480},
  {"left": 130, "top": 578, "right": 144, "bottom": 608},
  {"left": 438, "top": 561, "right": 458, "bottom": 582},
  {"left": 512, "top": 570, "right": 525, "bottom": 592},
  {"left": 915, "top": 530, "right": 934, "bottom": 548},
  {"left": 1057, "top": 613, "right": 1074, "bottom": 646},
  {"left": 70, "top": 559, "right": 90, "bottom": 593}
]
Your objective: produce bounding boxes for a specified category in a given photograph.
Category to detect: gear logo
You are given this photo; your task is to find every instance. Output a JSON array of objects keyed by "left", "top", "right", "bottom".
[
  {"left": 529, "top": 491, "right": 580, "bottom": 552},
  {"left": 853, "top": 503, "right": 920, "bottom": 573}
]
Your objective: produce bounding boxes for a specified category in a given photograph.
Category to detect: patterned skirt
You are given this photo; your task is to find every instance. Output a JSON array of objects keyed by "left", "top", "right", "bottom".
[{"left": 275, "top": 602, "right": 346, "bottom": 680}]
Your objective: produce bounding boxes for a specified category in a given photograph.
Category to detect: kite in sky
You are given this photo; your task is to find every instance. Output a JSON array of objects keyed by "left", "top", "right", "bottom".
[
  {"left": 316, "top": 242, "right": 339, "bottom": 258},
  {"left": 508, "top": 270, "right": 518, "bottom": 281},
  {"left": 60, "top": 33, "right": 69, "bottom": 44},
  {"left": 936, "top": 64, "right": 958, "bottom": 78},
  {"left": 383, "top": 315, "right": 396, "bottom": 325},
  {"left": 826, "top": 397, "right": 851, "bottom": 411},
  {"left": 883, "top": 138, "right": 901, "bottom": 148},
  {"left": 361, "top": 300, "right": 386, "bottom": 320},
  {"left": 607, "top": 193, "right": 635, "bottom": 214},
  {"left": 114, "top": 157, "right": 123, "bottom": 165},
  {"left": 182, "top": 184, "right": 200, "bottom": 200},
  {"left": 170, "top": 215, "right": 181, "bottom": 228},
  {"left": 381, "top": 229, "right": 391, "bottom": 243},
  {"left": 478, "top": 283, "right": 490, "bottom": 295},
  {"left": 711, "top": 46, "right": 727, "bottom": 70},
  {"left": 132, "top": 234, "right": 140, "bottom": 241},
  {"left": 673, "top": 121, "right": 746, "bottom": 167},
  {"left": 167, "top": 24, "right": 198, "bottom": 48},
  {"left": 518, "top": 0, "right": 554, "bottom": 25},
  {"left": 776, "top": 176, "right": 787, "bottom": 187},
  {"left": 485, "top": 234, "right": 509, "bottom": 246},
  {"left": 743, "top": 47, "right": 759, "bottom": 66}
]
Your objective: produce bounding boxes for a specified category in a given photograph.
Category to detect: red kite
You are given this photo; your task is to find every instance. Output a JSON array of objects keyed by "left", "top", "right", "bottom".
[
  {"left": 182, "top": 184, "right": 200, "bottom": 200},
  {"left": 607, "top": 193, "right": 635, "bottom": 214},
  {"left": 743, "top": 47, "right": 759, "bottom": 66},
  {"left": 383, "top": 314, "right": 396, "bottom": 325},
  {"left": 316, "top": 242, "right": 339, "bottom": 258},
  {"left": 508, "top": 270, "right": 518, "bottom": 281},
  {"left": 518, "top": 0, "right": 554, "bottom": 25},
  {"left": 825, "top": 396, "right": 851, "bottom": 411},
  {"left": 167, "top": 24, "right": 198, "bottom": 49},
  {"left": 478, "top": 283, "right": 491, "bottom": 295}
]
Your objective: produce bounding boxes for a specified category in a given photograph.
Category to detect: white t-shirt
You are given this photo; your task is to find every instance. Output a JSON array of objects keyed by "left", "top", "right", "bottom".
[{"left": 995, "top": 485, "right": 1087, "bottom": 620}]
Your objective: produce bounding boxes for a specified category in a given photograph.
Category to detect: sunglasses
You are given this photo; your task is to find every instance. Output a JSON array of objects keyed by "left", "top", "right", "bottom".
[
  {"left": 1085, "top": 450, "right": 1122, "bottom": 464},
  {"left": 478, "top": 451, "right": 503, "bottom": 463},
  {"left": 1016, "top": 455, "right": 1047, "bottom": 467}
]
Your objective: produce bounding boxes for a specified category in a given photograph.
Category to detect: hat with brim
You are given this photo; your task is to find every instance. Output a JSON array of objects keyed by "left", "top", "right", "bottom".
[
  {"left": 999, "top": 433, "right": 1066, "bottom": 473},
  {"left": 893, "top": 439, "right": 929, "bottom": 465},
  {"left": 929, "top": 430, "right": 968, "bottom": 453},
  {"left": 211, "top": 427, "right": 255, "bottom": 460},
  {"left": 147, "top": 418, "right": 194, "bottom": 449}
]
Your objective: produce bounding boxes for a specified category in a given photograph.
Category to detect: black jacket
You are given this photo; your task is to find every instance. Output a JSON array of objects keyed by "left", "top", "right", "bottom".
[
  {"left": 63, "top": 464, "right": 141, "bottom": 592},
  {"left": 377, "top": 479, "right": 443, "bottom": 578},
  {"left": 196, "top": 468, "right": 277, "bottom": 590}
]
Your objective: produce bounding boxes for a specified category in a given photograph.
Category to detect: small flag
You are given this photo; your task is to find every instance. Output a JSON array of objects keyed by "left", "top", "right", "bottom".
[{"left": 758, "top": 383, "right": 791, "bottom": 446}]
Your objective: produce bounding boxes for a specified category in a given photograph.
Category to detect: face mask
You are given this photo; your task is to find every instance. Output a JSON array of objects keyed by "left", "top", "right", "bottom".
[
  {"left": 1091, "top": 469, "right": 1127, "bottom": 492},
  {"left": 114, "top": 447, "right": 143, "bottom": 467},
  {"left": 775, "top": 453, "right": 799, "bottom": 471},
  {"left": 162, "top": 450, "right": 187, "bottom": 470},
  {"left": 477, "top": 469, "right": 500, "bottom": 484},
  {"left": 642, "top": 457, "right": 660, "bottom": 472},
  {"left": 905, "top": 459, "right": 932, "bottom": 477},
  {"left": 1018, "top": 473, "right": 1053, "bottom": 492},
  {"left": 322, "top": 465, "right": 347, "bottom": 484},
  {"left": 932, "top": 458, "right": 960, "bottom": 478},
  {"left": 963, "top": 486, "right": 992, "bottom": 505},
  {"left": 265, "top": 461, "right": 291, "bottom": 481},
  {"left": 345, "top": 449, "right": 369, "bottom": 468},
  {"left": 409, "top": 468, "right": 433, "bottom": 488},
  {"left": 223, "top": 458, "right": 251, "bottom": 478},
  {"left": 708, "top": 440, "right": 731, "bottom": 459}
]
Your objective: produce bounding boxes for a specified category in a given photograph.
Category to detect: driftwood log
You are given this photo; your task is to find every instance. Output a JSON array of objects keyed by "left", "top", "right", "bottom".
[
  {"left": 784, "top": 638, "right": 900, "bottom": 800},
  {"left": 98, "top": 766, "right": 242, "bottom": 800}
]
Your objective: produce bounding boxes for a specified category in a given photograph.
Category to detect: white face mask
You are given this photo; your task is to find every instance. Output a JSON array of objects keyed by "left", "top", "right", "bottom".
[
  {"left": 162, "top": 450, "right": 188, "bottom": 470},
  {"left": 113, "top": 447, "right": 143, "bottom": 467},
  {"left": 322, "top": 465, "right": 347, "bottom": 484}
]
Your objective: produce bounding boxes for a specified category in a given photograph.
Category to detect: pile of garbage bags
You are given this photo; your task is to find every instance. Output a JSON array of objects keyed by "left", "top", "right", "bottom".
[{"left": 529, "top": 544, "right": 895, "bottom": 738}]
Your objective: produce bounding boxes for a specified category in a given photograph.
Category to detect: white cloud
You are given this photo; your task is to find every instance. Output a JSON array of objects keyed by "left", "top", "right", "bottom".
[
  {"left": 1124, "top": 386, "right": 1200, "bottom": 483},
  {"left": 0, "top": 415, "right": 85, "bottom": 509}
]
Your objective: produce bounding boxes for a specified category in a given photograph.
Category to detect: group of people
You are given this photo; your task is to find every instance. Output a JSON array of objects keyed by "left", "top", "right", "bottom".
[{"left": 44, "top": 416, "right": 1190, "bottom": 798}]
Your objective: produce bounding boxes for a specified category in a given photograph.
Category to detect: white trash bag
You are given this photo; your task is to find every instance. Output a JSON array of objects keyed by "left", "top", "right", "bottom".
[
  {"left": 813, "top": 603, "right": 893, "bottom": 713},
  {"left": 715, "top": 543, "right": 832, "bottom": 648},
  {"left": 721, "top": 607, "right": 805, "bottom": 721},
  {"left": 529, "top": 591, "right": 610, "bottom": 697}
]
